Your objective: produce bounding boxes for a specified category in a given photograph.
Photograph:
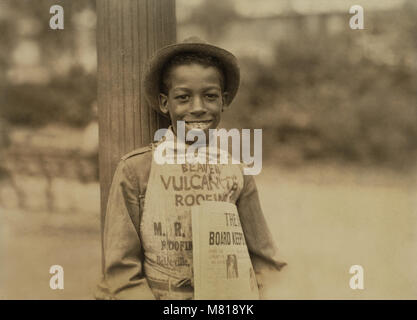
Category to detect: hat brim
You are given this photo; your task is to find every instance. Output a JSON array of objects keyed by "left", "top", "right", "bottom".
[{"left": 143, "top": 42, "right": 240, "bottom": 116}]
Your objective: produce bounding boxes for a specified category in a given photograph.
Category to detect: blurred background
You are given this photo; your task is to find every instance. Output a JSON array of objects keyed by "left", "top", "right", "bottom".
[{"left": 0, "top": 0, "right": 416, "bottom": 299}]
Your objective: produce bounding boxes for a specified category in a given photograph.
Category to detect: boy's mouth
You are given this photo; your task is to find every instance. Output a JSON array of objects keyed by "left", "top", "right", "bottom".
[{"left": 184, "top": 120, "right": 212, "bottom": 130}]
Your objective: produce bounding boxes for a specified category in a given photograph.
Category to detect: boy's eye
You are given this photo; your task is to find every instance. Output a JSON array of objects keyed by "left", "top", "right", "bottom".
[
  {"left": 175, "top": 94, "right": 190, "bottom": 102},
  {"left": 205, "top": 93, "right": 219, "bottom": 100}
]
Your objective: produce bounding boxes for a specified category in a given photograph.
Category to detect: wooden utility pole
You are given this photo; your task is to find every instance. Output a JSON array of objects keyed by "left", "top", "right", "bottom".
[{"left": 96, "top": 0, "right": 175, "bottom": 269}]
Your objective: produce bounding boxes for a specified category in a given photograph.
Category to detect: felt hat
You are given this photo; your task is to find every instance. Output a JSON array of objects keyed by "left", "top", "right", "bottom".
[{"left": 143, "top": 37, "right": 240, "bottom": 116}]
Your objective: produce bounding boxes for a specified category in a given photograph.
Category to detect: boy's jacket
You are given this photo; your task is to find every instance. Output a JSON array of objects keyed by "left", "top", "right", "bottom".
[{"left": 96, "top": 144, "right": 286, "bottom": 300}]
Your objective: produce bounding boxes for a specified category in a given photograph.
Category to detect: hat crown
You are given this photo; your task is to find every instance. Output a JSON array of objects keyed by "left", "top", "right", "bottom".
[{"left": 182, "top": 36, "right": 207, "bottom": 44}]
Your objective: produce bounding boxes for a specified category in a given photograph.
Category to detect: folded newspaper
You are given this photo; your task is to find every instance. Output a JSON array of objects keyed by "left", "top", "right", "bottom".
[{"left": 192, "top": 201, "right": 260, "bottom": 300}]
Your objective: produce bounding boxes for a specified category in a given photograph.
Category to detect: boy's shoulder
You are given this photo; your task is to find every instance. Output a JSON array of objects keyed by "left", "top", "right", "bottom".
[
  {"left": 121, "top": 144, "right": 153, "bottom": 161},
  {"left": 120, "top": 144, "right": 154, "bottom": 174},
  {"left": 119, "top": 145, "right": 154, "bottom": 190}
]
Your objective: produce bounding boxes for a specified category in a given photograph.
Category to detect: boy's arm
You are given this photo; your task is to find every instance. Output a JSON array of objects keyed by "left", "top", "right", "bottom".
[
  {"left": 95, "top": 159, "right": 155, "bottom": 300},
  {"left": 236, "top": 173, "right": 287, "bottom": 274}
]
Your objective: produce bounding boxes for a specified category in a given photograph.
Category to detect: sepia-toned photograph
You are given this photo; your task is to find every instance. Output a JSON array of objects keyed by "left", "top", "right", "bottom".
[{"left": 0, "top": 0, "right": 416, "bottom": 300}]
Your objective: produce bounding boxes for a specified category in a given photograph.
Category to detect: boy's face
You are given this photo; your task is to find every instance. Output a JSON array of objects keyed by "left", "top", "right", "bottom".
[{"left": 159, "top": 63, "right": 228, "bottom": 139}]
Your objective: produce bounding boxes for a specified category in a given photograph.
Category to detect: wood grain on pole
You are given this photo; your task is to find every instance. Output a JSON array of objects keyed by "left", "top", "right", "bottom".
[{"left": 96, "top": 0, "right": 175, "bottom": 270}]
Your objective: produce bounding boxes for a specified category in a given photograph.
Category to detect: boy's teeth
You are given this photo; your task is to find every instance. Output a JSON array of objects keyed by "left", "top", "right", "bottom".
[
  {"left": 186, "top": 121, "right": 210, "bottom": 129},
  {"left": 189, "top": 123, "right": 203, "bottom": 128}
]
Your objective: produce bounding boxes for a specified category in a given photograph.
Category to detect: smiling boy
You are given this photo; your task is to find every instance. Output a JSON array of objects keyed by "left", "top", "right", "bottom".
[
  {"left": 159, "top": 56, "right": 225, "bottom": 135},
  {"left": 96, "top": 38, "right": 285, "bottom": 300}
]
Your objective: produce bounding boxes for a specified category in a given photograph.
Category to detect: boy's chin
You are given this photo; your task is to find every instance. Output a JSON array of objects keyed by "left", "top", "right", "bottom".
[
  {"left": 172, "top": 121, "right": 219, "bottom": 143},
  {"left": 184, "top": 128, "right": 211, "bottom": 140}
]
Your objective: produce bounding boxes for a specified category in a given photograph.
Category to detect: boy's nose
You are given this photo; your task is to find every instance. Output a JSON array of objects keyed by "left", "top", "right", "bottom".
[{"left": 190, "top": 97, "right": 205, "bottom": 115}]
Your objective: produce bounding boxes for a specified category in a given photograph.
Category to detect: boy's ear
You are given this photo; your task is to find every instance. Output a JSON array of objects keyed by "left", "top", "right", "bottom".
[
  {"left": 222, "top": 92, "right": 230, "bottom": 111},
  {"left": 158, "top": 93, "right": 169, "bottom": 115}
]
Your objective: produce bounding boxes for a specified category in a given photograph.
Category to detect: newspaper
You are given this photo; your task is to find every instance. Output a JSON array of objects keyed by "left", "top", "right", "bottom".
[{"left": 192, "top": 201, "right": 260, "bottom": 300}]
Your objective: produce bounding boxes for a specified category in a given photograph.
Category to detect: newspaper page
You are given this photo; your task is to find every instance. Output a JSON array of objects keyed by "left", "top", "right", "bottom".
[{"left": 192, "top": 201, "right": 259, "bottom": 300}]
